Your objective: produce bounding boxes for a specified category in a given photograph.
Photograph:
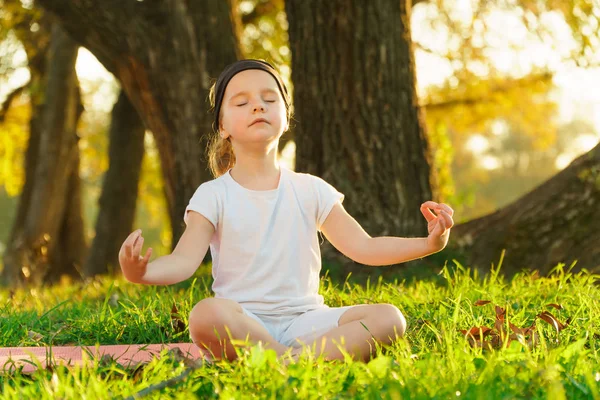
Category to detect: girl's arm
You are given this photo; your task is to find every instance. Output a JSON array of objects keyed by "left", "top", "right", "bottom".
[
  {"left": 119, "top": 211, "right": 215, "bottom": 285},
  {"left": 320, "top": 201, "right": 454, "bottom": 266}
]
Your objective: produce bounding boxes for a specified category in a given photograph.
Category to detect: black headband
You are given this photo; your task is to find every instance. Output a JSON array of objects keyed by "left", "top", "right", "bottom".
[{"left": 213, "top": 59, "right": 290, "bottom": 131}]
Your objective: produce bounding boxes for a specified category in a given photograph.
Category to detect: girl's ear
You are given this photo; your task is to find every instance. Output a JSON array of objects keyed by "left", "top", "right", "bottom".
[{"left": 219, "top": 121, "right": 230, "bottom": 139}]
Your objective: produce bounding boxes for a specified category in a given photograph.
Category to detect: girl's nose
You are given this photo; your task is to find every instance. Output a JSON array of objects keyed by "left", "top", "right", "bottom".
[{"left": 252, "top": 103, "right": 266, "bottom": 113}]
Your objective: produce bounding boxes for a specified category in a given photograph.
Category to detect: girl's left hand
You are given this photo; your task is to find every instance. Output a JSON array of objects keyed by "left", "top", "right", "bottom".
[{"left": 420, "top": 201, "right": 455, "bottom": 251}]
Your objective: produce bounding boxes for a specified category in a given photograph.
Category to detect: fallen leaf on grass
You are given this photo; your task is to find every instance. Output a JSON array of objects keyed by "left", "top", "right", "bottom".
[
  {"left": 467, "top": 337, "right": 495, "bottom": 350},
  {"left": 474, "top": 300, "right": 491, "bottom": 306},
  {"left": 495, "top": 306, "right": 506, "bottom": 321},
  {"left": 537, "top": 311, "right": 570, "bottom": 334},
  {"left": 509, "top": 321, "right": 536, "bottom": 336},
  {"left": 459, "top": 326, "right": 493, "bottom": 341},
  {"left": 461, "top": 303, "right": 566, "bottom": 350},
  {"left": 546, "top": 303, "right": 564, "bottom": 310},
  {"left": 171, "top": 304, "right": 187, "bottom": 335}
]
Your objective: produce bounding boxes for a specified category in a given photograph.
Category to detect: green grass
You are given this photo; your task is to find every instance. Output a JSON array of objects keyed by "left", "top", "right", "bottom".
[{"left": 1, "top": 261, "right": 599, "bottom": 399}]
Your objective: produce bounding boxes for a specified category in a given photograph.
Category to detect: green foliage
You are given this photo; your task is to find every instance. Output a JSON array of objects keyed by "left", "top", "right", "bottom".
[
  {"left": 1, "top": 263, "right": 599, "bottom": 398},
  {"left": 0, "top": 95, "right": 29, "bottom": 197}
]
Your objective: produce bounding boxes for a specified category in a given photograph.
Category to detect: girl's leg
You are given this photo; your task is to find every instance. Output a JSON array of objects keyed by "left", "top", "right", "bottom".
[
  {"left": 295, "top": 304, "right": 406, "bottom": 362},
  {"left": 189, "top": 297, "right": 289, "bottom": 361}
]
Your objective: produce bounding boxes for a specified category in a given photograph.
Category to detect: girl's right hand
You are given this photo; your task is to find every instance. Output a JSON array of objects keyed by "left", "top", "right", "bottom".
[{"left": 118, "top": 229, "right": 153, "bottom": 282}]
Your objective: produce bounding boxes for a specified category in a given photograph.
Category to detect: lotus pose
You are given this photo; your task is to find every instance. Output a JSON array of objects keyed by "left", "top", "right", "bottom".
[{"left": 119, "top": 59, "right": 455, "bottom": 362}]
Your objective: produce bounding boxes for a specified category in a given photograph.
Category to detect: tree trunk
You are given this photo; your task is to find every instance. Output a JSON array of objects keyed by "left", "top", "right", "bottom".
[
  {"left": 1, "top": 10, "right": 49, "bottom": 285},
  {"left": 1, "top": 23, "right": 84, "bottom": 286},
  {"left": 84, "top": 91, "right": 145, "bottom": 277},
  {"left": 451, "top": 143, "right": 600, "bottom": 277},
  {"left": 285, "top": 1, "right": 436, "bottom": 265},
  {"left": 37, "top": 0, "right": 240, "bottom": 247},
  {"left": 51, "top": 148, "right": 86, "bottom": 282}
]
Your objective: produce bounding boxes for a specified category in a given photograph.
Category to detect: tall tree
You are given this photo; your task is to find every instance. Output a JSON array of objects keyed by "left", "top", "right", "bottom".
[
  {"left": 2, "top": 21, "right": 85, "bottom": 286},
  {"left": 84, "top": 91, "right": 145, "bottom": 277},
  {"left": 285, "top": 0, "right": 436, "bottom": 259},
  {"left": 36, "top": 0, "right": 240, "bottom": 247}
]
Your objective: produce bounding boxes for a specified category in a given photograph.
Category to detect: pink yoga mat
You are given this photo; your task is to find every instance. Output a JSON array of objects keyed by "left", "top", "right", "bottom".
[{"left": 0, "top": 343, "right": 203, "bottom": 374}]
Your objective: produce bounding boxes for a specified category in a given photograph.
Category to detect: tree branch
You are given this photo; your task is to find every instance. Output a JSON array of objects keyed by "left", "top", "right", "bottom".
[
  {"left": 422, "top": 72, "right": 553, "bottom": 111},
  {"left": 34, "top": 0, "right": 147, "bottom": 75}
]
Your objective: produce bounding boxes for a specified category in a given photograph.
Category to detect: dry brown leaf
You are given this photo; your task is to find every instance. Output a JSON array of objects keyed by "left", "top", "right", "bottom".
[
  {"left": 171, "top": 304, "right": 187, "bottom": 334},
  {"left": 490, "top": 334, "right": 502, "bottom": 348},
  {"left": 509, "top": 322, "right": 527, "bottom": 335},
  {"left": 495, "top": 306, "right": 506, "bottom": 321},
  {"left": 460, "top": 326, "right": 493, "bottom": 341},
  {"left": 467, "top": 337, "right": 495, "bottom": 350},
  {"left": 474, "top": 300, "right": 491, "bottom": 306},
  {"left": 130, "top": 362, "right": 147, "bottom": 382},
  {"left": 523, "top": 323, "right": 536, "bottom": 336},
  {"left": 546, "top": 303, "right": 564, "bottom": 310},
  {"left": 537, "top": 311, "right": 570, "bottom": 334},
  {"left": 494, "top": 319, "right": 507, "bottom": 337}
]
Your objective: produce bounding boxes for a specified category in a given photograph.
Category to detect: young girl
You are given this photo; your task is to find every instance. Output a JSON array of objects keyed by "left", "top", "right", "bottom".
[{"left": 119, "top": 59, "right": 454, "bottom": 362}]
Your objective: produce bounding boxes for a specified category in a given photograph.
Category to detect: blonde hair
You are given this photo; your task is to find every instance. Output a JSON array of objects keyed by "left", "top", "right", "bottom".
[
  {"left": 207, "top": 82, "right": 235, "bottom": 177},
  {"left": 207, "top": 134, "right": 235, "bottom": 178}
]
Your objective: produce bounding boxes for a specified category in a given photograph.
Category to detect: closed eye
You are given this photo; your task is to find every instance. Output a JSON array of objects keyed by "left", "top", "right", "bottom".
[{"left": 236, "top": 103, "right": 248, "bottom": 107}]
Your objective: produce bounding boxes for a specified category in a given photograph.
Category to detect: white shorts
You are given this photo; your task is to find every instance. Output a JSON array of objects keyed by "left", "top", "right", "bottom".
[{"left": 242, "top": 306, "right": 355, "bottom": 348}]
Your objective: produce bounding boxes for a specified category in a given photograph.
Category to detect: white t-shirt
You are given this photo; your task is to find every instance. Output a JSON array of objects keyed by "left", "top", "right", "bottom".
[{"left": 184, "top": 167, "right": 344, "bottom": 315}]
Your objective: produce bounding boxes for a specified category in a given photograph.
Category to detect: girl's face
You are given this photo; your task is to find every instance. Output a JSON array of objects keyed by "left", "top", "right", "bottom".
[{"left": 219, "top": 69, "right": 288, "bottom": 146}]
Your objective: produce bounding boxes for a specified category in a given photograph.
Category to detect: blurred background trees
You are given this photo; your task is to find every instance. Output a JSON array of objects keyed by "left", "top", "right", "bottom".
[{"left": 1, "top": 0, "right": 599, "bottom": 285}]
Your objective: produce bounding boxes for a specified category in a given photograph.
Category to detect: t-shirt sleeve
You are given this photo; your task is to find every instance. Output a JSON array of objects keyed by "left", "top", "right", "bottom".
[
  {"left": 184, "top": 182, "right": 219, "bottom": 229},
  {"left": 312, "top": 176, "right": 345, "bottom": 230}
]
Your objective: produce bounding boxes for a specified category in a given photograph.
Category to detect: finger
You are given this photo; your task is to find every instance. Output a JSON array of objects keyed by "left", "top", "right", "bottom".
[
  {"left": 429, "top": 218, "right": 439, "bottom": 237},
  {"left": 438, "top": 203, "right": 454, "bottom": 216},
  {"left": 131, "top": 230, "right": 141, "bottom": 249},
  {"left": 127, "top": 229, "right": 141, "bottom": 244},
  {"left": 440, "top": 210, "right": 454, "bottom": 228},
  {"left": 421, "top": 201, "right": 439, "bottom": 210},
  {"left": 420, "top": 203, "right": 438, "bottom": 222},
  {"left": 124, "top": 240, "right": 133, "bottom": 259},
  {"left": 440, "top": 210, "right": 454, "bottom": 229},
  {"left": 124, "top": 230, "right": 141, "bottom": 258},
  {"left": 438, "top": 216, "right": 449, "bottom": 236},
  {"left": 141, "top": 247, "right": 153, "bottom": 265},
  {"left": 130, "top": 230, "right": 143, "bottom": 255},
  {"left": 133, "top": 236, "right": 144, "bottom": 260}
]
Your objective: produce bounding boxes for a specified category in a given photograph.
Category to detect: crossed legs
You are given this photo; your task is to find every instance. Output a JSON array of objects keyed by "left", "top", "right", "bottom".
[{"left": 188, "top": 298, "right": 406, "bottom": 362}]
